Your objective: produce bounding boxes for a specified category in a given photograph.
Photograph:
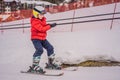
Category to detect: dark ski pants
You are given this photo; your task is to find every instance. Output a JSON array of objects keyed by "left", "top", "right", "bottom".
[{"left": 32, "top": 39, "right": 54, "bottom": 57}]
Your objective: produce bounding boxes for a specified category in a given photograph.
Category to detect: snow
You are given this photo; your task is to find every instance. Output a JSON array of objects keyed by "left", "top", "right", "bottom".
[{"left": 0, "top": 2, "right": 120, "bottom": 80}]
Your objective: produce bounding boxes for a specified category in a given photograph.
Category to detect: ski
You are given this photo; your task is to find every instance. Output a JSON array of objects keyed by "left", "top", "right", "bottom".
[
  {"left": 62, "top": 67, "right": 78, "bottom": 71},
  {"left": 20, "top": 71, "right": 64, "bottom": 76},
  {"left": 45, "top": 67, "right": 78, "bottom": 71}
]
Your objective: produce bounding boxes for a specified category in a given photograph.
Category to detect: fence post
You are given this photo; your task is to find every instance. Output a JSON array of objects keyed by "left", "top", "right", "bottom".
[
  {"left": 71, "top": 3, "right": 77, "bottom": 32},
  {"left": 22, "top": 11, "right": 25, "bottom": 33},
  {"left": 0, "top": 21, "right": 4, "bottom": 34},
  {"left": 71, "top": 9, "right": 75, "bottom": 32},
  {"left": 110, "top": 1, "right": 117, "bottom": 30},
  {"left": 0, "top": 2, "right": 4, "bottom": 34}
]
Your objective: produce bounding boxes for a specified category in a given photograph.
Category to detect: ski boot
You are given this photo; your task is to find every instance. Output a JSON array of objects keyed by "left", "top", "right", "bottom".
[
  {"left": 27, "top": 56, "right": 46, "bottom": 74},
  {"left": 27, "top": 65, "right": 46, "bottom": 74},
  {"left": 45, "top": 63, "right": 61, "bottom": 70},
  {"left": 45, "top": 54, "right": 62, "bottom": 70}
]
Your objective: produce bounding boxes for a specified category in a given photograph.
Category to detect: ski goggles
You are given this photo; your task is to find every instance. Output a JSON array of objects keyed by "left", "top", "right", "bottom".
[{"left": 34, "top": 8, "right": 47, "bottom": 15}]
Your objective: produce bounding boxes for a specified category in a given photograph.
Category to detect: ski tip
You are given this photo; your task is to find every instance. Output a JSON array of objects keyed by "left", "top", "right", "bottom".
[
  {"left": 45, "top": 72, "right": 64, "bottom": 76},
  {"left": 72, "top": 68, "right": 78, "bottom": 71},
  {"left": 59, "top": 73, "right": 64, "bottom": 76},
  {"left": 20, "top": 71, "right": 30, "bottom": 73},
  {"left": 59, "top": 72, "right": 64, "bottom": 76},
  {"left": 20, "top": 71, "right": 25, "bottom": 73}
]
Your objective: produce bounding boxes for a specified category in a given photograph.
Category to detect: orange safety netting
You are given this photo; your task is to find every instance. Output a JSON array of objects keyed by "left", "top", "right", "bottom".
[{"left": 0, "top": 0, "right": 119, "bottom": 23}]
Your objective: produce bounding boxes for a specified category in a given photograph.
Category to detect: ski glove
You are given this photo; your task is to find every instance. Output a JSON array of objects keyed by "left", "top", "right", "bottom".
[{"left": 49, "top": 23, "right": 57, "bottom": 28}]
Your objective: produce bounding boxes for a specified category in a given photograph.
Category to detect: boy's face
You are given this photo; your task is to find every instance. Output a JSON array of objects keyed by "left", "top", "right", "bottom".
[{"left": 37, "top": 14, "right": 44, "bottom": 19}]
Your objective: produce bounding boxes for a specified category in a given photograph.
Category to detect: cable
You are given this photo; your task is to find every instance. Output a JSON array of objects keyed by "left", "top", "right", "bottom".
[
  {"left": 0, "top": 17, "right": 120, "bottom": 30},
  {"left": 48, "top": 12, "right": 120, "bottom": 22},
  {"left": 1, "top": 12, "right": 120, "bottom": 27}
]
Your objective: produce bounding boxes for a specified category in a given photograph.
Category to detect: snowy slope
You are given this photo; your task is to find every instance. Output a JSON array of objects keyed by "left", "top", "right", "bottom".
[
  {"left": 46, "top": 2, "right": 120, "bottom": 64},
  {"left": 0, "top": 3, "right": 120, "bottom": 80}
]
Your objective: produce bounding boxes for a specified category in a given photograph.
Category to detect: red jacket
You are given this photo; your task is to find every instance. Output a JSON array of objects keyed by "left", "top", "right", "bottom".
[{"left": 31, "top": 16, "right": 51, "bottom": 40}]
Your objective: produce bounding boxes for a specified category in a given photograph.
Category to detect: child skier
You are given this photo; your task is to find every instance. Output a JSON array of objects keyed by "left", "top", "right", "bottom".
[{"left": 28, "top": 6, "right": 61, "bottom": 73}]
